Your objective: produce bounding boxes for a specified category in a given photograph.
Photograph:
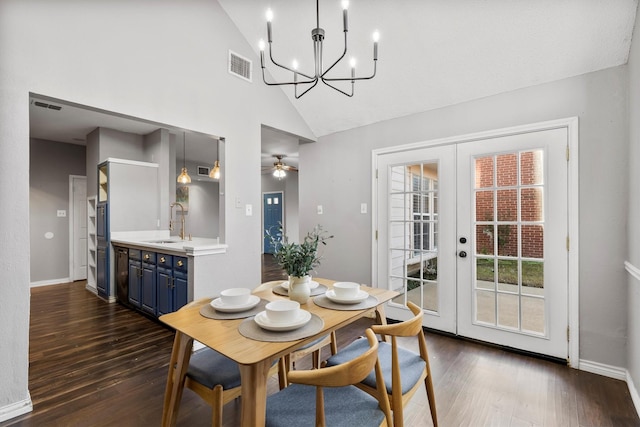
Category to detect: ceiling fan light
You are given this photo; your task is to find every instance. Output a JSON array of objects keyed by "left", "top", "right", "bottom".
[
  {"left": 273, "top": 168, "right": 286, "bottom": 179},
  {"left": 210, "top": 160, "right": 221, "bottom": 179}
]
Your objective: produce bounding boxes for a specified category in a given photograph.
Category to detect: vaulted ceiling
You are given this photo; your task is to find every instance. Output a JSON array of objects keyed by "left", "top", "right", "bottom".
[{"left": 219, "top": 0, "right": 638, "bottom": 137}]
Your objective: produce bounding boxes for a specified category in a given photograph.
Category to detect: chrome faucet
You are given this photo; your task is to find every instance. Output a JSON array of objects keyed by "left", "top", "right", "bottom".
[{"left": 169, "top": 202, "right": 187, "bottom": 240}]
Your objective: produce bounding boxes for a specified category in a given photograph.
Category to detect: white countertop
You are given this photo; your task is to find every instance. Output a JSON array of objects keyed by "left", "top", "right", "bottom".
[{"left": 111, "top": 231, "right": 227, "bottom": 256}]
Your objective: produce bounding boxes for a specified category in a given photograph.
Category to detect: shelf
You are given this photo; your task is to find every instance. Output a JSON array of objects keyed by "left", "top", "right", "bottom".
[{"left": 87, "top": 195, "right": 98, "bottom": 288}]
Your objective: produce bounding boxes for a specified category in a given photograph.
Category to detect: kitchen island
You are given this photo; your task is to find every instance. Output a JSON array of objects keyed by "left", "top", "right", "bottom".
[{"left": 111, "top": 231, "right": 227, "bottom": 317}]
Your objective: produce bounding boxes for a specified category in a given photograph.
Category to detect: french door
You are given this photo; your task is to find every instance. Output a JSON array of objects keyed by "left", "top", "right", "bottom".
[{"left": 375, "top": 126, "right": 570, "bottom": 359}]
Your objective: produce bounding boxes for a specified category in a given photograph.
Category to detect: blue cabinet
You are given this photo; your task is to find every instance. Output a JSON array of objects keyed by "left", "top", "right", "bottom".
[
  {"left": 127, "top": 248, "right": 187, "bottom": 317},
  {"left": 157, "top": 254, "right": 188, "bottom": 316},
  {"left": 128, "top": 250, "right": 142, "bottom": 308},
  {"left": 141, "top": 251, "right": 157, "bottom": 316}
]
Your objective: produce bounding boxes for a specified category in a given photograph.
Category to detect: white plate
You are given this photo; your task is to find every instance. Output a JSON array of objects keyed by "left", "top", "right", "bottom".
[
  {"left": 325, "top": 289, "right": 369, "bottom": 304},
  {"left": 254, "top": 310, "right": 312, "bottom": 331},
  {"left": 210, "top": 295, "right": 260, "bottom": 313},
  {"left": 281, "top": 280, "right": 320, "bottom": 291}
]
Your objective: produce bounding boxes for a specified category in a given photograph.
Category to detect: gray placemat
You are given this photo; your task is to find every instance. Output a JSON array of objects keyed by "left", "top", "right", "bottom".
[
  {"left": 199, "top": 298, "right": 270, "bottom": 320},
  {"left": 238, "top": 313, "right": 324, "bottom": 342},
  {"left": 313, "top": 294, "right": 379, "bottom": 311},
  {"left": 272, "top": 284, "right": 329, "bottom": 297}
]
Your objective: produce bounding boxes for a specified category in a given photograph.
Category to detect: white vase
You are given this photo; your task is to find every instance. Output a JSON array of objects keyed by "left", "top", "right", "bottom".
[{"left": 288, "top": 275, "right": 311, "bottom": 304}]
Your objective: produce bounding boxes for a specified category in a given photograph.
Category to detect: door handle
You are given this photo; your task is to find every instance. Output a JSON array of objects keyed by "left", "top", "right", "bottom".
[{"left": 459, "top": 251, "right": 467, "bottom": 258}]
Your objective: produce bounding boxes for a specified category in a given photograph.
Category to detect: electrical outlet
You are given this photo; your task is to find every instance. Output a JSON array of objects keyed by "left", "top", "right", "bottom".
[
  {"left": 245, "top": 204, "right": 252, "bottom": 216},
  {"left": 57, "top": 210, "right": 66, "bottom": 217},
  {"left": 317, "top": 205, "right": 323, "bottom": 215},
  {"left": 360, "top": 203, "right": 367, "bottom": 214}
]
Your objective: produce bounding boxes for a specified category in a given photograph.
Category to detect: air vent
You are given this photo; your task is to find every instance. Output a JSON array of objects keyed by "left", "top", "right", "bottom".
[
  {"left": 33, "top": 100, "right": 62, "bottom": 111},
  {"left": 228, "top": 50, "right": 252, "bottom": 82}
]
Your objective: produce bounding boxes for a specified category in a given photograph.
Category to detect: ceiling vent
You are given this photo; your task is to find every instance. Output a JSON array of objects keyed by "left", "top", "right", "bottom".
[
  {"left": 33, "top": 100, "right": 62, "bottom": 111},
  {"left": 228, "top": 50, "right": 252, "bottom": 82}
]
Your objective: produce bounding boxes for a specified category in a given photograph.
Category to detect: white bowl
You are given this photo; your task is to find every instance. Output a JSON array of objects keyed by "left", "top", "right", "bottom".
[
  {"left": 265, "top": 300, "right": 300, "bottom": 324},
  {"left": 333, "top": 282, "right": 360, "bottom": 299},
  {"left": 220, "top": 288, "right": 251, "bottom": 306}
]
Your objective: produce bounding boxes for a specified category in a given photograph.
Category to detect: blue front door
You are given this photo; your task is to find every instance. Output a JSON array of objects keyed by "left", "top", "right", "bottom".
[{"left": 263, "top": 192, "right": 284, "bottom": 254}]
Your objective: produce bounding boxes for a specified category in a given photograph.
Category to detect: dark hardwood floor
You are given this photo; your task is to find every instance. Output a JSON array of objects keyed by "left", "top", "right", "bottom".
[{"left": 3, "top": 258, "right": 638, "bottom": 426}]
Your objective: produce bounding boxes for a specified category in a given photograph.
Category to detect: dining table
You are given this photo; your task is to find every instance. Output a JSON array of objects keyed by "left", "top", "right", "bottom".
[{"left": 159, "top": 277, "right": 399, "bottom": 427}]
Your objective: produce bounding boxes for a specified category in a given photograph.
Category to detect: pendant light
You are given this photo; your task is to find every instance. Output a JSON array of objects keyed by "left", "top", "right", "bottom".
[
  {"left": 209, "top": 140, "right": 220, "bottom": 180},
  {"left": 177, "top": 132, "right": 191, "bottom": 184}
]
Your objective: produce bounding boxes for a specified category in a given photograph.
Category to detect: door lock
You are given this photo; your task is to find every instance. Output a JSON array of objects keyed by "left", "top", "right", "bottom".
[
  {"left": 459, "top": 251, "right": 467, "bottom": 258},
  {"left": 459, "top": 237, "right": 467, "bottom": 244}
]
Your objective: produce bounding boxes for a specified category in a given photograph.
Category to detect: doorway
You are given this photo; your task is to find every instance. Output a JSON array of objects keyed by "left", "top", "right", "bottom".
[
  {"left": 374, "top": 119, "right": 578, "bottom": 361},
  {"left": 69, "top": 175, "right": 87, "bottom": 281}
]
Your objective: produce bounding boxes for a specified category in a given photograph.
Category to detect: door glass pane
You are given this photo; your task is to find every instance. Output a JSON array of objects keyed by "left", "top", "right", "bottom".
[
  {"left": 476, "top": 290, "right": 496, "bottom": 324},
  {"left": 496, "top": 189, "right": 517, "bottom": 221},
  {"left": 521, "top": 296, "right": 545, "bottom": 334},
  {"left": 497, "top": 153, "right": 517, "bottom": 187},
  {"left": 472, "top": 149, "right": 547, "bottom": 336},
  {"left": 476, "top": 224, "right": 494, "bottom": 255},
  {"left": 497, "top": 293, "right": 519, "bottom": 329},
  {"left": 476, "top": 258, "right": 494, "bottom": 290},
  {"left": 521, "top": 225, "right": 544, "bottom": 258},
  {"left": 497, "top": 259, "right": 518, "bottom": 292},
  {"left": 475, "top": 190, "right": 494, "bottom": 222},
  {"left": 388, "top": 162, "right": 439, "bottom": 315},
  {"left": 522, "top": 261, "right": 544, "bottom": 294},
  {"left": 520, "top": 150, "right": 544, "bottom": 185},
  {"left": 521, "top": 188, "right": 543, "bottom": 222},
  {"left": 497, "top": 224, "right": 518, "bottom": 257},
  {"left": 475, "top": 156, "right": 494, "bottom": 188}
]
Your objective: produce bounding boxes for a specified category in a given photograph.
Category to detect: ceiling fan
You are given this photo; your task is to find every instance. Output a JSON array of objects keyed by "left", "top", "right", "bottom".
[{"left": 263, "top": 154, "right": 298, "bottom": 179}]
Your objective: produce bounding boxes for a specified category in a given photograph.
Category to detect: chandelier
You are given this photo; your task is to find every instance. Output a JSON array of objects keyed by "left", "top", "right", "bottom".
[{"left": 258, "top": 0, "right": 379, "bottom": 98}]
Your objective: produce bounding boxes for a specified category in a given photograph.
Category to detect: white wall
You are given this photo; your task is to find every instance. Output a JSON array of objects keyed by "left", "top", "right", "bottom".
[
  {"left": 300, "top": 65, "right": 629, "bottom": 368},
  {"left": 626, "top": 2, "right": 640, "bottom": 403},
  {"left": 29, "top": 139, "right": 87, "bottom": 283},
  {"left": 0, "top": 0, "right": 313, "bottom": 418}
]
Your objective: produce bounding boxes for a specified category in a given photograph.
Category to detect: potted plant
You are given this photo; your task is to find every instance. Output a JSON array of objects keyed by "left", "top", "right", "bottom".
[{"left": 267, "top": 225, "right": 333, "bottom": 303}]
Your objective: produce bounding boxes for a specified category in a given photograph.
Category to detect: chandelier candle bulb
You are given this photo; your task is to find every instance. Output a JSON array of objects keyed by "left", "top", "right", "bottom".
[
  {"left": 342, "top": 1, "right": 348, "bottom": 32},
  {"left": 266, "top": 9, "right": 273, "bottom": 42}
]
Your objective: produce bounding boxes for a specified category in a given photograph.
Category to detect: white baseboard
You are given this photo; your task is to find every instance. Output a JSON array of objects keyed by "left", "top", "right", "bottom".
[
  {"left": 628, "top": 371, "right": 640, "bottom": 420},
  {"left": 581, "top": 359, "right": 640, "bottom": 418},
  {"left": 579, "top": 359, "right": 627, "bottom": 381},
  {"left": 0, "top": 394, "right": 32, "bottom": 423},
  {"left": 30, "top": 277, "right": 71, "bottom": 287}
]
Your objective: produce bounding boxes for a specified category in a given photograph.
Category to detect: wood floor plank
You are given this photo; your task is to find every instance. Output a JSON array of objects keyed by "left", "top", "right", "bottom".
[{"left": 2, "top": 265, "right": 638, "bottom": 426}]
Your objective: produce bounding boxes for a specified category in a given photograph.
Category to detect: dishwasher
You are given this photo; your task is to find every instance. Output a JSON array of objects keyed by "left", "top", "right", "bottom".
[{"left": 115, "top": 246, "right": 130, "bottom": 307}]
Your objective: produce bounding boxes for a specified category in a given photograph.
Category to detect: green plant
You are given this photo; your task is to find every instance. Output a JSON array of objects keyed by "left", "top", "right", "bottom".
[{"left": 266, "top": 225, "right": 333, "bottom": 277}]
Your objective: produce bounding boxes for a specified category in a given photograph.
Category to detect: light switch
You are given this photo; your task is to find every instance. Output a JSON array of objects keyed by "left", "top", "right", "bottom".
[
  {"left": 360, "top": 203, "right": 367, "bottom": 214},
  {"left": 235, "top": 197, "right": 242, "bottom": 208},
  {"left": 57, "top": 210, "right": 66, "bottom": 217},
  {"left": 317, "top": 205, "right": 323, "bottom": 215},
  {"left": 245, "top": 204, "right": 252, "bottom": 216}
]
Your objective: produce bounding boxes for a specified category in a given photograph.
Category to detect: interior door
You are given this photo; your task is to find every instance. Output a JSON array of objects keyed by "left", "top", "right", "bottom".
[
  {"left": 263, "top": 192, "right": 284, "bottom": 254},
  {"left": 376, "top": 126, "right": 569, "bottom": 358}
]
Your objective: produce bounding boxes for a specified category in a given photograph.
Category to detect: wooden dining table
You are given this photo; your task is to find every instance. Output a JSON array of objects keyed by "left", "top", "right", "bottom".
[{"left": 159, "top": 278, "right": 399, "bottom": 427}]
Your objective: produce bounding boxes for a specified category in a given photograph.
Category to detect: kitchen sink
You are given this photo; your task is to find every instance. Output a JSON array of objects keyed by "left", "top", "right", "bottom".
[{"left": 146, "top": 240, "right": 181, "bottom": 244}]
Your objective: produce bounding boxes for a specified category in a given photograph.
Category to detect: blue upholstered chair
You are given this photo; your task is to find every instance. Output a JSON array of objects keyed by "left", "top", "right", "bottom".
[
  {"left": 265, "top": 328, "right": 393, "bottom": 427},
  {"left": 325, "top": 302, "right": 437, "bottom": 427},
  {"left": 175, "top": 297, "right": 283, "bottom": 427}
]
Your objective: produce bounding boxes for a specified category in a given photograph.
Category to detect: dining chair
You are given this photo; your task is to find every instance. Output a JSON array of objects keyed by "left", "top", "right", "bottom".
[
  {"left": 265, "top": 328, "right": 393, "bottom": 427},
  {"left": 254, "top": 280, "right": 338, "bottom": 387},
  {"left": 173, "top": 297, "right": 283, "bottom": 427},
  {"left": 325, "top": 301, "right": 437, "bottom": 427}
]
